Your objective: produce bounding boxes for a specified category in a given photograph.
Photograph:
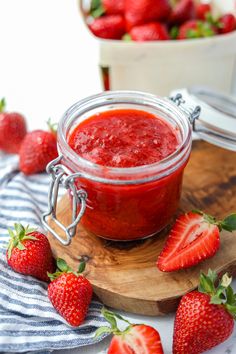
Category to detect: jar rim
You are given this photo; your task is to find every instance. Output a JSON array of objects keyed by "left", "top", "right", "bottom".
[{"left": 58, "top": 91, "right": 192, "bottom": 183}]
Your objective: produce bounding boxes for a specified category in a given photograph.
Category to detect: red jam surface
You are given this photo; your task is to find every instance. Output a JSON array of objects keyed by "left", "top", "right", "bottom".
[
  {"left": 68, "top": 109, "right": 179, "bottom": 168},
  {"left": 67, "top": 109, "right": 187, "bottom": 241}
]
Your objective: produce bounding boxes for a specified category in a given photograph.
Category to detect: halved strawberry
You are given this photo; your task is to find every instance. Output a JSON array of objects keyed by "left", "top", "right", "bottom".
[
  {"left": 96, "top": 309, "right": 164, "bottom": 354},
  {"left": 157, "top": 211, "right": 236, "bottom": 272}
]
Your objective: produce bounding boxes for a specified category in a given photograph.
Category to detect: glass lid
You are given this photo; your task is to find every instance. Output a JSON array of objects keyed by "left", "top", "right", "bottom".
[{"left": 171, "top": 87, "right": 236, "bottom": 152}]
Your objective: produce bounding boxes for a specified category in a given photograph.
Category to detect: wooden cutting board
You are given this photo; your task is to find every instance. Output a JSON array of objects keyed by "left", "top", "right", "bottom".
[{"left": 48, "top": 141, "right": 236, "bottom": 316}]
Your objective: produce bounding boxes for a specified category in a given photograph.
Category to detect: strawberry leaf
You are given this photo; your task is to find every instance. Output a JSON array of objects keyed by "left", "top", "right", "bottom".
[
  {"left": 17, "top": 242, "right": 26, "bottom": 251},
  {"left": 91, "top": 0, "right": 101, "bottom": 10},
  {"left": 14, "top": 223, "right": 25, "bottom": 239},
  {"left": 102, "top": 308, "right": 118, "bottom": 330},
  {"left": 0, "top": 98, "right": 6, "bottom": 112},
  {"left": 91, "top": 6, "right": 105, "bottom": 18},
  {"left": 170, "top": 26, "right": 179, "bottom": 39},
  {"left": 56, "top": 258, "right": 69, "bottom": 272},
  {"left": 221, "top": 214, "right": 236, "bottom": 232},
  {"left": 225, "top": 286, "right": 236, "bottom": 306},
  {"left": 225, "top": 304, "right": 236, "bottom": 319},
  {"left": 8, "top": 228, "right": 15, "bottom": 239},
  {"left": 90, "top": 0, "right": 105, "bottom": 18},
  {"left": 199, "top": 271, "right": 215, "bottom": 294},
  {"left": 95, "top": 326, "right": 112, "bottom": 338},
  {"left": 199, "top": 270, "right": 236, "bottom": 318},
  {"left": 78, "top": 260, "right": 86, "bottom": 274},
  {"left": 23, "top": 235, "right": 38, "bottom": 241},
  {"left": 47, "top": 271, "right": 62, "bottom": 281},
  {"left": 210, "top": 295, "right": 224, "bottom": 305},
  {"left": 122, "top": 33, "right": 132, "bottom": 41}
]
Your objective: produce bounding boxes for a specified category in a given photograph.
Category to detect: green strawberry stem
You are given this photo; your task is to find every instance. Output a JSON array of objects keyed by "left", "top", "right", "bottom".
[
  {"left": 192, "top": 210, "right": 236, "bottom": 232},
  {"left": 47, "top": 118, "right": 57, "bottom": 135},
  {"left": 95, "top": 308, "right": 133, "bottom": 338},
  {"left": 122, "top": 33, "right": 132, "bottom": 42},
  {"left": 7, "top": 223, "right": 37, "bottom": 259},
  {"left": 186, "top": 21, "right": 216, "bottom": 39},
  {"left": 205, "top": 12, "right": 224, "bottom": 29},
  {"left": 90, "top": 0, "right": 105, "bottom": 18},
  {"left": 0, "top": 98, "right": 6, "bottom": 112},
  {"left": 47, "top": 257, "right": 87, "bottom": 281},
  {"left": 170, "top": 26, "right": 179, "bottom": 39},
  {"left": 198, "top": 269, "right": 236, "bottom": 319}
]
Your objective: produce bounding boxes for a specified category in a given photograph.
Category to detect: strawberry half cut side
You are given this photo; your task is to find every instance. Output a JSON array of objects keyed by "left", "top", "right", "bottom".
[
  {"left": 96, "top": 308, "right": 164, "bottom": 354},
  {"left": 157, "top": 211, "right": 236, "bottom": 272}
]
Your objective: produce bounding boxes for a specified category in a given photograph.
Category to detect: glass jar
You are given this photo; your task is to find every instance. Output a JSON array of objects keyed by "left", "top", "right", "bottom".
[{"left": 42, "top": 91, "right": 197, "bottom": 245}]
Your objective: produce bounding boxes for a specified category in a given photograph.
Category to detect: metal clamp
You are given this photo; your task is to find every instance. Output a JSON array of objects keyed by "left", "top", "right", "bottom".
[
  {"left": 171, "top": 93, "right": 201, "bottom": 127},
  {"left": 42, "top": 156, "right": 87, "bottom": 246},
  {"left": 171, "top": 93, "right": 236, "bottom": 152}
]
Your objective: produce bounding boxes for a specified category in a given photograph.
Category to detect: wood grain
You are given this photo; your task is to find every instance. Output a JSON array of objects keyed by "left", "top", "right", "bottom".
[{"left": 48, "top": 141, "right": 236, "bottom": 316}]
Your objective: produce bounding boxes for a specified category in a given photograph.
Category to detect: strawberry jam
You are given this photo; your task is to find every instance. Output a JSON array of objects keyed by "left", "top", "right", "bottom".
[
  {"left": 68, "top": 109, "right": 179, "bottom": 168},
  {"left": 67, "top": 108, "right": 186, "bottom": 241}
]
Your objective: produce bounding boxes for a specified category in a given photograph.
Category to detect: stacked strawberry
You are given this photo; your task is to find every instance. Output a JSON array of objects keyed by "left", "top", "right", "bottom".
[
  {"left": 6, "top": 223, "right": 93, "bottom": 326},
  {"left": 87, "top": 0, "right": 236, "bottom": 41},
  {"left": 0, "top": 98, "right": 58, "bottom": 175}
]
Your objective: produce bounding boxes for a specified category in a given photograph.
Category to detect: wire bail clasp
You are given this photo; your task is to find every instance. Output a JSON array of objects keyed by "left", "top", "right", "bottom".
[
  {"left": 42, "top": 156, "right": 87, "bottom": 246},
  {"left": 171, "top": 93, "right": 201, "bottom": 127}
]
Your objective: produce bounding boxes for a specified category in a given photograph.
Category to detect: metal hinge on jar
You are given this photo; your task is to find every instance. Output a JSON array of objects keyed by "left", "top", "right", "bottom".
[
  {"left": 171, "top": 92, "right": 236, "bottom": 152},
  {"left": 41, "top": 156, "right": 87, "bottom": 246}
]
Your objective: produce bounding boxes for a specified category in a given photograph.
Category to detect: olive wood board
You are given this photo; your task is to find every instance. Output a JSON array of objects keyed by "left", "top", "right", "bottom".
[{"left": 48, "top": 141, "right": 236, "bottom": 316}]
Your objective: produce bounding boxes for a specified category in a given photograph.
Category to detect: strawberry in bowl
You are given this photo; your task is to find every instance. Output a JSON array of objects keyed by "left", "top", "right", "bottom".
[
  {"left": 79, "top": 0, "right": 236, "bottom": 95},
  {"left": 84, "top": 0, "right": 236, "bottom": 41}
]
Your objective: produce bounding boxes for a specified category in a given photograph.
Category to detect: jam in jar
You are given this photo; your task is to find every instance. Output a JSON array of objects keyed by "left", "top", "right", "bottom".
[{"left": 43, "top": 91, "right": 193, "bottom": 243}]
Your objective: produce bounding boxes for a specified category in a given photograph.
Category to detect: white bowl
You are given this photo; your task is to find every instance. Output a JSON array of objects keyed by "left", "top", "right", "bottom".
[{"left": 79, "top": 1, "right": 236, "bottom": 96}]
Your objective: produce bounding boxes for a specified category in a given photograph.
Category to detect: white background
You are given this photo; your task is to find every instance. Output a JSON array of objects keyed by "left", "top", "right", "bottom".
[{"left": 0, "top": 1, "right": 236, "bottom": 353}]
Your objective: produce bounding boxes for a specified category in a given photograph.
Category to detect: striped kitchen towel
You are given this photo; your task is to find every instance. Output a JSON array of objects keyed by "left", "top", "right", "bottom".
[{"left": 0, "top": 153, "right": 108, "bottom": 353}]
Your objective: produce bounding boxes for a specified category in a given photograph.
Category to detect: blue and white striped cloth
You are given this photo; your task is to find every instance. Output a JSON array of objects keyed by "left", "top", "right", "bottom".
[{"left": 0, "top": 153, "right": 108, "bottom": 353}]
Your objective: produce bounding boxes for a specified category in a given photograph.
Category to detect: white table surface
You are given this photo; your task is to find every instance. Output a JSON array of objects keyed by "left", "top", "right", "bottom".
[{"left": 0, "top": 1, "right": 236, "bottom": 353}]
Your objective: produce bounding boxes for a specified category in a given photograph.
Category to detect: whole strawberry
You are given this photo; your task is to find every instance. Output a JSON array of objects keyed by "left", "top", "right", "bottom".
[
  {"left": 196, "top": 3, "right": 211, "bottom": 21},
  {"left": 219, "top": 14, "right": 236, "bottom": 34},
  {"left": 177, "top": 20, "right": 217, "bottom": 39},
  {"left": 130, "top": 22, "right": 170, "bottom": 41},
  {"left": 7, "top": 223, "right": 55, "bottom": 282},
  {"left": 0, "top": 98, "right": 27, "bottom": 154},
  {"left": 125, "top": 0, "right": 171, "bottom": 30},
  {"left": 19, "top": 121, "right": 58, "bottom": 175},
  {"left": 102, "top": 0, "right": 124, "bottom": 15},
  {"left": 173, "top": 270, "right": 236, "bottom": 353},
  {"left": 48, "top": 258, "right": 93, "bottom": 327},
  {"left": 89, "top": 15, "right": 126, "bottom": 39},
  {"left": 96, "top": 308, "right": 164, "bottom": 354},
  {"left": 169, "top": 0, "right": 195, "bottom": 25}
]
